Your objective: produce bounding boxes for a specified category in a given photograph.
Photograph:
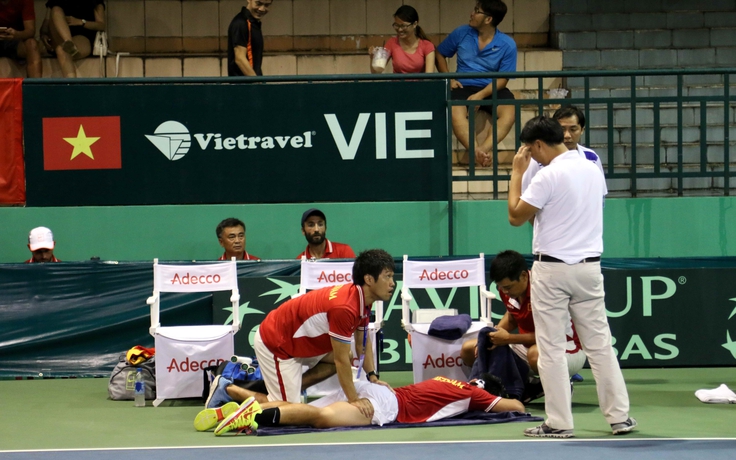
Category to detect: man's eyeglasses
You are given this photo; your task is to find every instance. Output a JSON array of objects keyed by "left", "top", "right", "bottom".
[
  {"left": 392, "top": 22, "right": 415, "bottom": 30},
  {"left": 473, "top": 6, "right": 488, "bottom": 15}
]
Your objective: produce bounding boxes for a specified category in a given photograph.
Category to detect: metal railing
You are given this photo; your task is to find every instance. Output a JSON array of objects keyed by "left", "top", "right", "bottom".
[
  {"left": 438, "top": 68, "right": 735, "bottom": 255},
  {"left": 25, "top": 68, "right": 736, "bottom": 256},
  {"left": 454, "top": 68, "right": 736, "bottom": 200}
]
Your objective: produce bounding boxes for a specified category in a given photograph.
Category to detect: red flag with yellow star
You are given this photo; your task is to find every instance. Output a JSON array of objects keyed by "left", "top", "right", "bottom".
[{"left": 43, "top": 116, "right": 121, "bottom": 170}]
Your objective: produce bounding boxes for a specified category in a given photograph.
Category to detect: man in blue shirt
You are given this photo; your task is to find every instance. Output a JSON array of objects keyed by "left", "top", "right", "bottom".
[{"left": 436, "top": 0, "right": 517, "bottom": 167}]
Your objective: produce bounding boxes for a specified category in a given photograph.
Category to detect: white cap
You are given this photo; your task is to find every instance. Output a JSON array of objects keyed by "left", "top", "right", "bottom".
[{"left": 29, "top": 227, "right": 55, "bottom": 251}]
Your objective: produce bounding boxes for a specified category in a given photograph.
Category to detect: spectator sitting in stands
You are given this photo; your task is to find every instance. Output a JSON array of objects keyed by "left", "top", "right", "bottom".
[
  {"left": 0, "top": 0, "right": 41, "bottom": 78},
  {"left": 369, "top": 5, "right": 435, "bottom": 75},
  {"left": 435, "top": 0, "right": 517, "bottom": 167},
  {"left": 26, "top": 226, "right": 60, "bottom": 263},
  {"left": 39, "top": 0, "right": 106, "bottom": 78},
  {"left": 296, "top": 208, "right": 356, "bottom": 259},
  {"left": 227, "top": 0, "right": 272, "bottom": 77},
  {"left": 216, "top": 217, "right": 260, "bottom": 261}
]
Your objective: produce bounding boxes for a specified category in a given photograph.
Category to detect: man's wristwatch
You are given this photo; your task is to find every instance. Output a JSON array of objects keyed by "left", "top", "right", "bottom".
[
  {"left": 366, "top": 371, "right": 379, "bottom": 381},
  {"left": 81, "top": 19, "right": 86, "bottom": 26}
]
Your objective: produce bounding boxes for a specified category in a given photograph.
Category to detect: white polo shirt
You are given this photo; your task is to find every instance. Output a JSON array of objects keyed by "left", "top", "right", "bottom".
[
  {"left": 522, "top": 144, "right": 603, "bottom": 193},
  {"left": 520, "top": 151, "right": 608, "bottom": 264}
]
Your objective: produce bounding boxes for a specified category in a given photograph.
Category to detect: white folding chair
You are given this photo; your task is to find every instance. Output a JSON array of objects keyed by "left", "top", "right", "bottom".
[
  {"left": 147, "top": 258, "right": 240, "bottom": 406},
  {"left": 298, "top": 255, "right": 356, "bottom": 296},
  {"left": 401, "top": 254, "right": 495, "bottom": 383},
  {"left": 298, "top": 256, "right": 384, "bottom": 396}
]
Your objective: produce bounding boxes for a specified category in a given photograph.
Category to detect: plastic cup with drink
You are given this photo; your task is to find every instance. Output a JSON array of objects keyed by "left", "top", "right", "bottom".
[{"left": 371, "top": 47, "right": 390, "bottom": 73}]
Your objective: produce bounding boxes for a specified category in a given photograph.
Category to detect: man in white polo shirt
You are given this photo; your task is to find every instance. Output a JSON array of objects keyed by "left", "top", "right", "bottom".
[{"left": 507, "top": 115, "right": 636, "bottom": 438}]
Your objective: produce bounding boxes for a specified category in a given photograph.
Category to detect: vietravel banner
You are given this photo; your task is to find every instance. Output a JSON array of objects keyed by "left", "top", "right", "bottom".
[{"left": 22, "top": 80, "right": 448, "bottom": 206}]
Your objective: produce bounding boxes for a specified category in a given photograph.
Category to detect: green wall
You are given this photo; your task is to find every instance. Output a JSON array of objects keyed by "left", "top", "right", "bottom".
[{"left": 2, "top": 196, "right": 735, "bottom": 263}]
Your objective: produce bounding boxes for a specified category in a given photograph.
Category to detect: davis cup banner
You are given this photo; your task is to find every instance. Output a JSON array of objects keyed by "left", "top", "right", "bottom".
[{"left": 22, "top": 80, "right": 448, "bottom": 206}]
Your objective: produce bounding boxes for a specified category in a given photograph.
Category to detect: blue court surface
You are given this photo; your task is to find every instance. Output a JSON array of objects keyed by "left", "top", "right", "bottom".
[{"left": 4, "top": 439, "right": 736, "bottom": 460}]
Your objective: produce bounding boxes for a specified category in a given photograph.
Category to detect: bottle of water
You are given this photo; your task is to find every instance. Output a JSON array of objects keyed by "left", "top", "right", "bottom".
[{"left": 134, "top": 368, "right": 145, "bottom": 407}]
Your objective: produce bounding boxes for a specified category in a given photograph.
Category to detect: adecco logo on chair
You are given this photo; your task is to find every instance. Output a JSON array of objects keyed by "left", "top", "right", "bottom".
[
  {"left": 155, "top": 263, "right": 237, "bottom": 293},
  {"left": 170, "top": 272, "right": 222, "bottom": 286},
  {"left": 316, "top": 270, "right": 352, "bottom": 284},
  {"left": 300, "top": 260, "right": 355, "bottom": 292},
  {"left": 418, "top": 269, "right": 470, "bottom": 281},
  {"left": 403, "top": 258, "right": 486, "bottom": 289}
]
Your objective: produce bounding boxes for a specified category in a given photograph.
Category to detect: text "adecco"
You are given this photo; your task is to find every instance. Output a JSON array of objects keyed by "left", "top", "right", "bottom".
[
  {"left": 170, "top": 273, "right": 222, "bottom": 285},
  {"left": 418, "top": 269, "right": 469, "bottom": 281}
]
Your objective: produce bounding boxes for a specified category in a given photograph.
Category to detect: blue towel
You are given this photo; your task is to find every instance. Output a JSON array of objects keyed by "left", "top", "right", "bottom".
[
  {"left": 427, "top": 314, "right": 472, "bottom": 340},
  {"left": 469, "top": 326, "right": 529, "bottom": 400}
]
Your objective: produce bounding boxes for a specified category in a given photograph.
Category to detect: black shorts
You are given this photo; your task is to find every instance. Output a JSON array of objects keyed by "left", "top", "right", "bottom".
[
  {"left": 69, "top": 25, "right": 96, "bottom": 47},
  {"left": 0, "top": 40, "right": 20, "bottom": 59},
  {"left": 450, "top": 86, "right": 515, "bottom": 114}
]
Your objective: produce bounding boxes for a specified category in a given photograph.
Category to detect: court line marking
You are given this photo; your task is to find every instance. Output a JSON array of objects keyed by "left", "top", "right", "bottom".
[{"left": 3, "top": 437, "right": 736, "bottom": 454}]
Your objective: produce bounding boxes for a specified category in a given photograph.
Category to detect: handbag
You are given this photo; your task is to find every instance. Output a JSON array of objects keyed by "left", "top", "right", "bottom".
[{"left": 92, "top": 31, "right": 108, "bottom": 56}]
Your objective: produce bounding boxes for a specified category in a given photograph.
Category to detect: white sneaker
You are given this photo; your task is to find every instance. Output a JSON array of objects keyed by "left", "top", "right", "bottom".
[
  {"left": 524, "top": 423, "right": 574, "bottom": 438},
  {"left": 611, "top": 418, "right": 637, "bottom": 435}
]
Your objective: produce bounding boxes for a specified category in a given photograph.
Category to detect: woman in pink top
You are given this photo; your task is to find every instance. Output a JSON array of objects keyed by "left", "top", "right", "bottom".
[{"left": 369, "top": 5, "right": 435, "bottom": 74}]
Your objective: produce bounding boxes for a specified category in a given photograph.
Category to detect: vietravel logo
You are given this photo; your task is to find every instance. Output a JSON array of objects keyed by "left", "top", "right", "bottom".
[
  {"left": 145, "top": 121, "right": 191, "bottom": 161},
  {"left": 145, "top": 120, "right": 314, "bottom": 161},
  {"left": 145, "top": 111, "right": 435, "bottom": 162}
]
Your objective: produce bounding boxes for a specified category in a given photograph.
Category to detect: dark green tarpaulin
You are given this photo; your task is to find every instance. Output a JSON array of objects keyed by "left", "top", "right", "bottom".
[
  {"left": 2, "top": 257, "right": 736, "bottom": 377},
  {"left": 0, "top": 260, "right": 300, "bottom": 378}
]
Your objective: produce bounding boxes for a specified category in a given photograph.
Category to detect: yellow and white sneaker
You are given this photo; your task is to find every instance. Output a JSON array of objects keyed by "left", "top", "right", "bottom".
[
  {"left": 194, "top": 401, "right": 240, "bottom": 431},
  {"left": 214, "top": 397, "right": 262, "bottom": 436}
]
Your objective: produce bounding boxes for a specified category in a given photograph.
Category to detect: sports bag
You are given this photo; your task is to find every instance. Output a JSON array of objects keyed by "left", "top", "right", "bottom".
[
  {"left": 201, "top": 358, "right": 265, "bottom": 399},
  {"left": 108, "top": 354, "right": 156, "bottom": 400}
]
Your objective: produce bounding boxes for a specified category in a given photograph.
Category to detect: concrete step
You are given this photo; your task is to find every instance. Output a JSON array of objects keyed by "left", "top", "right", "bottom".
[
  {"left": 550, "top": 10, "right": 736, "bottom": 33},
  {"left": 562, "top": 47, "right": 736, "bottom": 70},
  {"left": 584, "top": 104, "right": 736, "bottom": 130},
  {"left": 604, "top": 163, "right": 736, "bottom": 195},
  {"left": 0, "top": 56, "right": 105, "bottom": 78},
  {"left": 566, "top": 74, "right": 735, "bottom": 90},
  {"left": 590, "top": 143, "right": 736, "bottom": 167},
  {"left": 586, "top": 125, "right": 736, "bottom": 147},
  {"left": 568, "top": 85, "right": 736, "bottom": 100},
  {"left": 451, "top": 161, "right": 736, "bottom": 197},
  {"left": 553, "top": 28, "right": 736, "bottom": 51}
]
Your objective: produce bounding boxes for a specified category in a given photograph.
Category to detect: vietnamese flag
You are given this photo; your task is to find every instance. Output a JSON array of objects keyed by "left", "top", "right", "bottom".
[{"left": 43, "top": 116, "right": 122, "bottom": 170}]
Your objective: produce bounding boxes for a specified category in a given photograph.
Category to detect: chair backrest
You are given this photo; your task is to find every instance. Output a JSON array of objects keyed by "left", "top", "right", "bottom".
[
  {"left": 299, "top": 256, "right": 355, "bottom": 294},
  {"left": 401, "top": 254, "right": 494, "bottom": 331},
  {"left": 148, "top": 258, "right": 240, "bottom": 335},
  {"left": 298, "top": 256, "right": 384, "bottom": 329}
]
